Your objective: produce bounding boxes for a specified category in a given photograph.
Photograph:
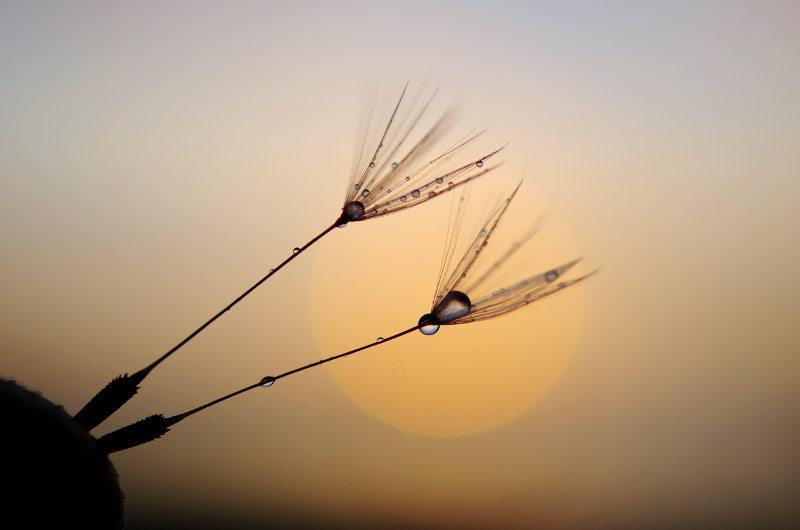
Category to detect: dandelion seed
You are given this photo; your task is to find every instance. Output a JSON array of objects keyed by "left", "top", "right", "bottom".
[
  {"left": 100, "top": 184, "right": 594, "bottom": 454},
  {"left": 73, "top": 82, "right": 505, "bottom": 431},
  {"left": 418, "top": 182, "right": 595, "bottom": 332}
]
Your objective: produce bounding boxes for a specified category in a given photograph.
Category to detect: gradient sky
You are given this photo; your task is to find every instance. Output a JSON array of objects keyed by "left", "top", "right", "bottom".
[{"left": 2, "top": 1, "right": 798, "bottom": 529}]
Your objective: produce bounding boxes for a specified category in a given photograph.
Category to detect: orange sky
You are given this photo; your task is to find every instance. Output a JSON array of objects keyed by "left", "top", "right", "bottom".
[{"left": 2, "top": 2, "right": 799, "bottom": 528}]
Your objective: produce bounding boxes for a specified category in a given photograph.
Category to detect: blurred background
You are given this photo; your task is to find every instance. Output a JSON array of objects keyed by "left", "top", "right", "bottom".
[{"left": 1, "top": 1, "right": 798, "bottom": 528}]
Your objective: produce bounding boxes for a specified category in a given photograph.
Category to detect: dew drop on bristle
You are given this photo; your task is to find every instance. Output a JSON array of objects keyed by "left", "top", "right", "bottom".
[
  {"left": 411, "top": 189, "right": 421, "bottom": 198},
  {"left": 448, "top": 182, "right": 454, "bottom": 190},
  {"left": 400, "top": 196, "right": 407, "bottom": 202},
  {"left": 418, "top": 314, "right": 440, "bottom": 335},
  {"left": 545, "top": 270, "right": 559, "bottom": 282},
  {"left": 260, "top": 376, "right": 276, "bottom": 387},
  {"left": 376, "top": 337, "right": 385, "bottom": 343},
  {"left": 432, "top": 291, "right": 472, "bottom": 323},
  {"left": 292, "top": 247, "right": 300, "bottom": 254},
  {"left": 435, "top": 177, "right": 443, "bottom": 184},
  {"left": 391, "top": 162, "right": 398, "bottom": 169},
  {"left": 354, "top": 183, "right": 361, "bottom": 190},
  {"left": 428, "top": 191, "right": 436, "bottom": 199},
  {"left": 476, "top": 160, "right": 484, "bottom": 168},
  {"left": 369, "top": 162, "right": 375, "bottom": 168}
]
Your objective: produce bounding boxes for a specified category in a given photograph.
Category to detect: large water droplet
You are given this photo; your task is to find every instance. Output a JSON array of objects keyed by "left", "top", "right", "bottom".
[
  {"left": 432, "top": 291, "right": 472, "bottom": 323},
  {"left": 342, "top": 201, "right": 365, "bottom": 222},
  {"left": 411, "top": 189, "right": 421, "bottom": 198},
  {"left": 545, "top": 270, "right": 559, "bottom": 282},
  {"left": 292, "top": 247, "right": 300, "bottom": 254},
  {"left": 476, "top": 160, "right": 484, "bottom": 168},
  {"left": 418, "top": 313, "right": 440, "bottom": 335},
  {"left": 260, "top": 376, "right": 276, "bottom": 387}
]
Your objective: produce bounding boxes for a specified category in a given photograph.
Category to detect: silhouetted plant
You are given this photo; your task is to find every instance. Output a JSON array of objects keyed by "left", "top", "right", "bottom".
[
  {"left": 98, "top": 182, "right": 594, "bottom": 454},
  {"left": 73, "top": 83, "right": 505, "bottom": 431}
]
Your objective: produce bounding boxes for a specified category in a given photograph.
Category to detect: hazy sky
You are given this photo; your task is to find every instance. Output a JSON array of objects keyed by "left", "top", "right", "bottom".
[{"left": 2, "top": 1, "right": 798, "bottom": 528}]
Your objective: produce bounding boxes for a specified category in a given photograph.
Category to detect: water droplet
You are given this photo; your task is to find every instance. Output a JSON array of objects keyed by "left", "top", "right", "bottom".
[
  {"left": 545, "top": 270, "right": 559, "bottom": 282},
  {"left": 428, "top": 191, "right": 436, "bottom": 199},
  {"left": 391, "top": 162, "right": 398, "bottom": 169},
  {"left": 411, "top": 189, "right": 421, "bottom": 198},
  {"left": 481, "top": 241, "right": 489, "bottom": 248},
  {"left": 448, "top": 182, "right": 454, "bottom": 190},
  {"left": 405, "top": 176, "right": 410, "bottom": 181},
  {"left": 476, "top": 160, "right": 484, "bottom": 168},
  {"left": 435, "top": 177, "right": 443, "bottom": 184},
  {"left": 292, "top": 247, "right": 300, "bottom": 254},
  {"left": 369, "top": 162, "right": 375, "bottom": 168},
  {"left": 376, "top": 337, "right": 385, "bottom": 343},
  {"left": 342, "top": 200, "right": 365, "bottom": 222},
  {"left": 418, "top": 314, "right": 440, "bottom": 335},
  {"left": 479, "top": 229, "right": 487, "bottom": 237},
  {"left": 260, "top": 376, "right": 276, "bottom": 387},
  {"left": 361, "top": 189, "right": 370, "bottom": 198},
  {"left": 400, "top": 195, "right": 407, "bottom": 202},
  {"left": 354, "top": 183, "right": 361, "bottom": 190},
  {"left": 432, "top": 291, "right": 472, "bottom": 323}
]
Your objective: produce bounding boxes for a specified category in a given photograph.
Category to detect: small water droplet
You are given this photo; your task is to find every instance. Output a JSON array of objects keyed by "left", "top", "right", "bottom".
[
  {"left": 400, "top": 195, "right": 407, "bottom": 202},
  {"left": 476, "top": 160, "right": 484, "bottom": 168},
  {"left": 479, "top": 229, "right": 487, "bottom": 237},
  {"left": 376, "top": 337, "right": 385, "bottom": 343},
  {"left": 260, "top": 376, "right": 276, "bottom": 387},
  {"left": 481, "top": 241, "right": 489, "bottom": 248},
  {"left": 354, "top": 183, "right": 361, "bottom": 190},
  {"left": 361, "top": 189, "right": 370, "bottom": 198},
  {"left": 292, "top": 247, "right": 300, "bottom": 254},
  {"left": 428, "top": 191, "right": 436, "bottom": 199},
  {"left": 391, "top": 162, "right": 398, "bottom": 169},
  {"left": 545, "top": 270, "right": 559, "bottom": 282},
  {"left": 418, "top": 314, "right": 440, "bottom": 335},
  {"left": 369, "top": 162, "right": 375, "bottom": 168},
  {"left": 435, "top": 177, "right": 443, "bottom": 184},
  {"left": 411, "top": 189, "right": 421, "bottom": 198},
  {"left": 405, "top": 176, "right": 410, "bottom": 181},
  {"left": 448, "top": 182, "right": 454, "bottom": 190}
]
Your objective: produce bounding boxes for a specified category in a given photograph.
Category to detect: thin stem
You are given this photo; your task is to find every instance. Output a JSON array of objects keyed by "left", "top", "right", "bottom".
[
  {"left": 170, "top": 324, "right": 420, "bottom": 424},
  {"left": 141, "top": 221, "right": 340, "bottom": 377},
  {"left": 98, "top": 324, "right": 420, "bottom": 453},
  {"left": 75, "top": 220, "right": 340, "bottom": 431}
]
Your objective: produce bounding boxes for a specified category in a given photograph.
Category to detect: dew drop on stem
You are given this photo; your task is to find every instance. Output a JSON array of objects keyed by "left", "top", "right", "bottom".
[
  {"left": 292, "top": 247, "right": 300, "bottom": 255},
  {"left": 418, "top": 314, "right": 440, "bottom": 335},
  {"left": 260, "top": 376, "right": 276, "bottom": 387},
  {"left": 411, "top": 190, "right": 421, "bottom": 198}
]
